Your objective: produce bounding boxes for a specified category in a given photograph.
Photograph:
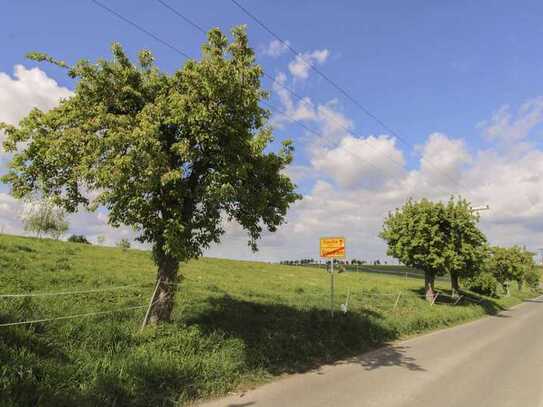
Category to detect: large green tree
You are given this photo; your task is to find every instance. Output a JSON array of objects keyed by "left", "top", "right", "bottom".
[
  {"left": 381, "top": 199, "right": 448, "bottom": 301},
  {"left": 1, "top": 27, "right": 300, "bottom": 323},
  {"left": 443, "top": 197, "right": 487, "bottom": 296},
  {"left": 380, "top": 197, "right": 487, "bottom": 301}
]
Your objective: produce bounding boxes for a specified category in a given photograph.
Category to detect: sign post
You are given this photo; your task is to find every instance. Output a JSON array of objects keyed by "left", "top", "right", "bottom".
[{"left": 320, "top": 237, "right": 346, "bottom": 318}]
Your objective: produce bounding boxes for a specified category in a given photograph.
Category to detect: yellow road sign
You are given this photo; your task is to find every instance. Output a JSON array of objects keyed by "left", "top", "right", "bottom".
[{"left": 320, "top": 236, "right": 346, "bottom": 258}]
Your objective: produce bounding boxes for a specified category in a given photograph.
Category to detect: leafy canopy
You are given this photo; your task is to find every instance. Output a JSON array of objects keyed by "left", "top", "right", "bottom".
[
  {"left": 443, "top": 197, "right": 487, "bottom": 279},
  {"left": 380, "top": 197, "right": 487, "bottom": 276},
  {"left": 488, "top": 246, "right": 534, "bottom": 286},
  {"left": 1, "top": 26, "right": 300, "bottom": 262}
]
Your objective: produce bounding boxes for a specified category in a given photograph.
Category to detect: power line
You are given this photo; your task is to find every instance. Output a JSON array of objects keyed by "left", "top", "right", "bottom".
[
  {"left": 91, "top": 1, "right": 408, "bottom": 180},
  {"left": 227, "top": 0, "right": 464, "bottom": 190},
  {"left": 262, "top": 100, "right": 392, "bottom": 176},
  {"left": 151, "top": 1, "right": 422, "bottom": 181},
  {"left": 153, "top": 1, "right": 459, "bottom": 196},
  {"left": 156, "top": 0, "right": 205, "bottom": 33},
  {"left": 91, "top": 0, "right": 452, "bottom": 195},
  {"left": 90, "top": 0, "right": 191, "bottom": 59}
]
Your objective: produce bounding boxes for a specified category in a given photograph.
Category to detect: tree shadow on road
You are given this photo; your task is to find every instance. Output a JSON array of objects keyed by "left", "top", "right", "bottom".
[{"left": 351, "top": 344, "right": 425, "bottom": 371}]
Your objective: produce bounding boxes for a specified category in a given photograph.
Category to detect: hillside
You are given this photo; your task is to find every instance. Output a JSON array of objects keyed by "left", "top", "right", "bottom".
[{"left": 0, "top": 234, "right": 537, "bottom": 406}]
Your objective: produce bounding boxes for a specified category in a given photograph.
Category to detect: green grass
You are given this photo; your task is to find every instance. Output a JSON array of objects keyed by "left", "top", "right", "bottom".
[
  {"left": 306, "top": 263, "right": 451, "bottom": 280},
  {"left": 0, "top": 234, "right": 538, "bottom": 406}
]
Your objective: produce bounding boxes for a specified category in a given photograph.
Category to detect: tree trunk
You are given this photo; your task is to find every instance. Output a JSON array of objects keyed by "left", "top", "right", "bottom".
[
  {"left": 148, "top": 252, "right": 179, "bottom": 324},
  {"left": 450, "top": 272, "right": 460, "bottom": 298},
  {"left": 424, "top": 271, "right": 435, "bottom": 302}
]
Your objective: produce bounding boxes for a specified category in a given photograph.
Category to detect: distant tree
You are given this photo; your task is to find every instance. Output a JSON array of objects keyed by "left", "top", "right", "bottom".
[
  {"left": 21, "top": 198, "right": 69, "bottom": 239},
  {"left": 487, "top": 246, "right": 529, "bottom": 295},
  {"left": 116, "top": 239, "right": 131, "bottom": 251},
  {"left": 96, "top": 235, "right": 106, "bottom": 245},
  {"left": 1, "top": 27, "right": 299, "bottom": 324},
  {"left": 517, "top": 249, "right": 537, "bottom": 290},
  {"left": 381, "top": 197, "right": 488, "bottom": 300},
  {"left": 525, "top": 266, "right": 542, "bottom": 289},
  {"left": 68, "top": 234, "right": 90, "bottom": 244}
]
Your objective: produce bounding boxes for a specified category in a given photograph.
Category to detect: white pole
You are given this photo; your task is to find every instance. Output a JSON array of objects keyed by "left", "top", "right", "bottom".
[
  {"left": 140, "top": 279, "right": 160, "bottom": 332},
  {"left": 331, "top": 259, "right": 335, "bottom": 317},
  {"left": 470, "top": 205, "right": 490, "bottom": 213}
]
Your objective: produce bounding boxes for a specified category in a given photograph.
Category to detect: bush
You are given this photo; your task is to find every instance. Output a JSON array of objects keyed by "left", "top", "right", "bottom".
[
  {"left": 116, "top": 239, "right": 131, "bottom": 250},
  {"left": 524, "top": 268, "right": 541, "bottom": 289},
  {"left": 67, "top": 234, "right": 90, "bottom": 244},
  {"left": 464, "top": 272, "right": 500, "bottom": 297}
]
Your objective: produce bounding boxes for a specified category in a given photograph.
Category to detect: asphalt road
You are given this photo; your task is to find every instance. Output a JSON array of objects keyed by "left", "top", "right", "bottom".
[{"left": 198, "top": 296, "right": 543, "bottom": 407}]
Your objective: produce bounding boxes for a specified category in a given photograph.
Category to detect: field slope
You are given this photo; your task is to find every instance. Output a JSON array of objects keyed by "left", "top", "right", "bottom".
[{"left": 0, "top": 234, "right": 537, "bottom": 406}]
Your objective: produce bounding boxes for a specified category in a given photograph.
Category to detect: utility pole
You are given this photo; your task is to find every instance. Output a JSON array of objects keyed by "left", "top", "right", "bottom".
[{"left": 470, "top": 205, "right": 490, "bottom": 213}]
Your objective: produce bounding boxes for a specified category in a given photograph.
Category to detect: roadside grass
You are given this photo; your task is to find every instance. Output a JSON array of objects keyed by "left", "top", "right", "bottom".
[{"left": 0, "top": 234, "right": 538, "bottom": 406}]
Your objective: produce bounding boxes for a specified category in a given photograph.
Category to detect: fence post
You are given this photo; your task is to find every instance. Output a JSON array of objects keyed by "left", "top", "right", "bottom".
[
  {"left": 140, "top": 279, "right": 160, "bottom": 332},
  {"left": 393, "top": 291, "right": 402, "bottom": 310}
]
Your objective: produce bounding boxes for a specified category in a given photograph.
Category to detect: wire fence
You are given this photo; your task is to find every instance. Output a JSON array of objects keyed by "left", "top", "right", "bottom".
[
  {"left": 0, "top": 281, "right": 191, "bottom": 328},
  {"left": 0, "top": 283, "right": 153, "bottom": 298},
  {"left": 0, "top": 278, "right": 489, "bottom": 329}
]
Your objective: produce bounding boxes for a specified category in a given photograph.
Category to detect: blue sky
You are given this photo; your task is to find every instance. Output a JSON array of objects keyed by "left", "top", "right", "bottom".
[{"left": 2, "top": 1, "right": 543, "bottom": 261}]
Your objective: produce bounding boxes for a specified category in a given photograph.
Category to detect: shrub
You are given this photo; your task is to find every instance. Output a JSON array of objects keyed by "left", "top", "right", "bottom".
[
  {"left": 67, "top": 234, "right": 90, "bottom": 244},
  {"left": 116, "top": 239, "right": 131, "bottom": 250},
  {"left": 524, "top": 268, "right": 541, "bottom": 289},
  {"left": 464, "top": 272, "right": 499, "bottom": 297}
]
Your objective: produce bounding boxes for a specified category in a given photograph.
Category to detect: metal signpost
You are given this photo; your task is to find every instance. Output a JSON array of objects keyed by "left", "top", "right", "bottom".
[{"left": 320, "top": 237, "right": 346, "bottom": 317}]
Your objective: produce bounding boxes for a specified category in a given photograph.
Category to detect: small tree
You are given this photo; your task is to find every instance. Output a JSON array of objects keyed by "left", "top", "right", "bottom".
[
  {"left": 381, "top": 199, "right": 447, "bottom": 300},
  {"left": 487, "top": 246, "right": 528, "bottom": 295},
  {"left": 21, "top": 198, "right": 69, "bottom": 239},
  {"left": 1, "top": 27, "right": 299, "bottom": 323},
  {"left": 96, "top": 235, "right": 106, "bottom": 245}
]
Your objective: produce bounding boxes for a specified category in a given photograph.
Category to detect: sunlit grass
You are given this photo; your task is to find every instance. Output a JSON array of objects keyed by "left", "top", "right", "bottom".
[{"left": 0, "top": 234, "right": 537, "bottom": 406}]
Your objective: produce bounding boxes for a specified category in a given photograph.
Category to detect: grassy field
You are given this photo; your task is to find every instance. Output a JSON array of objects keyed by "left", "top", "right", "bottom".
[
  {"left": 304, "top": 263, "right": 451, "bottom": 280},
  {"left": 0, "top": 234, "right": 538, "bottom": 406}
]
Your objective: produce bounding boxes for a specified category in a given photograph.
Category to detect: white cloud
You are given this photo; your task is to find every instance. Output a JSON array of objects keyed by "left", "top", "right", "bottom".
[
  {"left": 479, "top": 97, "right": 543, "bottom": 143},
  {"left": 0, "top": 65, "right": 137, "bottom": 247},
  {"left": 419, "top": 132, "right": 471, "bottom": 186},
  {"left": 3, "top": 63, "right": 543, "bottom": 264},
  {"left": 208, "top": 99, "right": 543, "bottom": 262},
  {"left": 288, "top": 49, "right": 329, "bottom": 80},
  {"left": 0, "top": 65, "right": 72, "bottom": 127},
  {"left": 262, "top": 39, "right": 290, "bottom": 57},
  {"left": 311, "top": 135, "right": 406, "bottom": 189}
]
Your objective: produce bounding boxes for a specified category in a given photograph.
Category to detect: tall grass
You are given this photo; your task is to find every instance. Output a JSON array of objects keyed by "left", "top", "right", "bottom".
[{"left": 0, "top": 234, "right": 537, "bottom": 406}]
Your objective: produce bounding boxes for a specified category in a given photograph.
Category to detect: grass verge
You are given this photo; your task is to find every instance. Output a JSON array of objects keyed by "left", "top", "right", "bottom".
[{"left": 0, "top": 234, "right": 538, "bottom": 406}]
